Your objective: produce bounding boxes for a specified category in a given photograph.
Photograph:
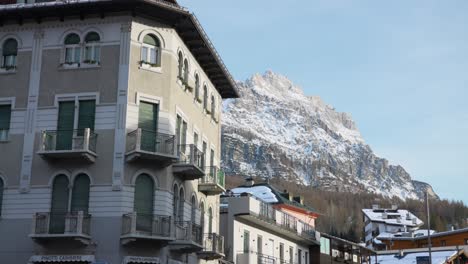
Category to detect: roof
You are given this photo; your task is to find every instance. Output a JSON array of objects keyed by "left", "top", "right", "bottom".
[
  {"left": 230, "top": 182, "right": 319, "bottom": 214},
  {"left": 321, "top": 233, "right": 377, "bottom": 255},
  {"left": 362, "top": 208, "right": 423, "bottom": 227},
  {"left": 376, "top": 249, "right": 466, "bottom": 264},
  {"left": 378, "top": 227, "right": 468, "bottom": 241},
  {"left": 0, "top": 0, "right": 239, "bottom": 98}
]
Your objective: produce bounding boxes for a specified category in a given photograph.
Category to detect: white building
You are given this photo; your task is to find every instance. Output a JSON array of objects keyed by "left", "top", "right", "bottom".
[{"left": 363, "top": 205, "right": 423, "bottom": 250}]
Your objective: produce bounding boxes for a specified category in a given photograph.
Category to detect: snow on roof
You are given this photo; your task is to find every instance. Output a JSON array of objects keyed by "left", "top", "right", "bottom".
[
  {"left": 377, "top": 250, "right": 458, "bottom": 264},
  {"left": 231, "top": 186, "right": 279, "bottom": 203},
  {"left": 362, "top": 208, "right": 423, "bottom": 227}
]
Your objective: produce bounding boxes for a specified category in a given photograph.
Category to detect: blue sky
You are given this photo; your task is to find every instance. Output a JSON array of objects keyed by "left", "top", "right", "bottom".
[{"left": 178, "top": 0, "right": 468, "bottom": 204}]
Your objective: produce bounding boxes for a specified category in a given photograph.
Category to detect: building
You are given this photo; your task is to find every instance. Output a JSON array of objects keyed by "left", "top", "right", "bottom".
[
  {"left": 311, "top": 233, "right": 376, "bottom": 264},
  {"left": 220, "top": 180, "right": 320, "bottom": 264},
  {"left": 0, "top": 0, "right": 238, "bottom": 263},
  {"left": 378, "top": 227, "right": 468, "bottom": 250},
  {"left": 376, "top": 247, "right": 468, "bottom": 264},
  {"left": 363, "top": 205, "right": 423, "bottom": 250}
]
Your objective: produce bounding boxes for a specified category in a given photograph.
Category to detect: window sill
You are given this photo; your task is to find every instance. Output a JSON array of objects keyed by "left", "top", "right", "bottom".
[
  {"left": 58, "top": 63, "right": 101, "bottom": 71},
  {"left": 0, "top": 68, "right": 17, "bottom": 75},
  {"left": 139, "top": 64, "right": 162, "bottom": 74}
]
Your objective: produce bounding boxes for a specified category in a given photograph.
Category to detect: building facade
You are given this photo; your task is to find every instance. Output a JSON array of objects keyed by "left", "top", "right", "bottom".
[{"left": 0, "top": 1, "right": 238, "bottom": 263}]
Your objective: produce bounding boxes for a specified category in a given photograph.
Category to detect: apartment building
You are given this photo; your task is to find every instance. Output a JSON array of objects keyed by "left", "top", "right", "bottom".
[
  {"left": 0, "top": 1, "right": 238, "bottom": 263},
  {"left": 362, "top": 205, "right": 423, "bottom": 250},
  {"left": 220, "top": 180, "right": 320, "bottom": 264}
]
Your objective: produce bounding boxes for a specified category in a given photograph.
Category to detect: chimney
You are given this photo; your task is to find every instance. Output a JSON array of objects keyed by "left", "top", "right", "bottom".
[
  {"left": 293, "top": 196, "right": 304, "bottom": 205},
  {"left": 245, "top": 177, "right": 254, "bottom": 186}
]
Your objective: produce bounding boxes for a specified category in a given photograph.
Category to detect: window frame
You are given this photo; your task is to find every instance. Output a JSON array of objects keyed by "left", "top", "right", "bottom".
[
  {"left": 63, "top": 33, "right": 82, "bottom": 65},
  {"left": 83, "top": 32, "right": 101, "bottom": 65},
  {"left": 140, "top": 34, "right": 161, "bottom": 68},
  {"left": 0, "top": 104, "right": 12, "bottom": 142},
  {"left": 1, "top": 38, "right": 18, "bottom": 70}
]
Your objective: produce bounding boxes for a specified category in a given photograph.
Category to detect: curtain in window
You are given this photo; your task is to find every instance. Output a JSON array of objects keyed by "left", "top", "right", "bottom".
[
  {"left": 64, "top": 33, "right": 81, "bottom": 63},
  {"left": 142, "top": 35, "right": 160, "bottom": 65},
  {"left": 84, "top": 32, "right": 100, "bottom": 62}
]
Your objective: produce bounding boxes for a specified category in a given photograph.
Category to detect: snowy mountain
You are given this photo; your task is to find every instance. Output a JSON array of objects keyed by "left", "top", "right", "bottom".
[{"left": 221, "top": 71, "right": 438, "bottom": 201}]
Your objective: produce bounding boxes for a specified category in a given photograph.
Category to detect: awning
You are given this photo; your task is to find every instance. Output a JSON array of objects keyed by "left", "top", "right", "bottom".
[
  {"left": 29, "top": 255, "right": 95, "bottom": 263},
  {"left": 123, "top": 256, "right": 161, "bottom": 264}
]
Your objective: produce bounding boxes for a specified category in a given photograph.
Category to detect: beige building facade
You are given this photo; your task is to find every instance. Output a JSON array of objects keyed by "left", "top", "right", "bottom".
[{"left": 0, "top": 1, "right": 238, "bottom": 264}]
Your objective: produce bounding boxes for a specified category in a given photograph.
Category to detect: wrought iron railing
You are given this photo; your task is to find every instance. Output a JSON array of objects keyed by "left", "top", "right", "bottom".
[
  {"left": 177, "top": 144, "right": 203, "bottom": 168},
  {"left": 126, "top": 128, "right": 175, "bottom": 156},
  {"left": 174, "top": 221, "right": 202, "bottom": 245},
  {"left": 200, "top": 166, "right": 225, "bottom": 187},
  {"left": 39, "top": 128, "right": 97, "bottom": 153},
  {"left": 202, "top": 233, "right": 224, "bottom": 254},
  {"left": 32, "top": 211, "right": 91, "bottom": 236},
  {"left": 121, "top": 213, "right": 172, "bottom": 238}
]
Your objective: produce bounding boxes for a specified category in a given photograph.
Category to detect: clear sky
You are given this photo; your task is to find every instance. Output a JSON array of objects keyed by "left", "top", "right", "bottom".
[{"left": 178, "top": 0, "right": 468, "bottom": 204}]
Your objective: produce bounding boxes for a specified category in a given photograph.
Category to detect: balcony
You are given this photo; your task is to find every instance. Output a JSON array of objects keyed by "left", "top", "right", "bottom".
[
  {"left": 172, "top": 144, "right": 205, "bottom": 180},
  {"left": 29, "top": 211, "right": 91, "bottom": 245},
  {"left": 170, "top": 221, "right": 203, "bottom": 252},
  {"left": 197, "top": 233, "right": 224, "bottom": 260},
  {"left": 198, "top": 167, "right": 225, "bottom": 195},
  {"left": 236, "top": 253, "right": 277, "bottom": 264},
  {"left": 121, "top": 213, "right": 174, "bottom": 245},
  {"left": 38, "top": 128, "right": 97, "bottom": 162},
  {"left": 125, "top": 129, "right": 178, "bottom": 164}
]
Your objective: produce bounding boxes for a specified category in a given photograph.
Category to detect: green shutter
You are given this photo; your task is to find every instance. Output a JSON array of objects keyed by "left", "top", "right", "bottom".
[
  {"left": 77, "top": 100, "right": 95, "bottom": 136},
  {"left": 134, "top": 174, "right": 154, "bottom": 232},
  {"left": 50, "top": 175, "right": 70, "bottom": 234},
  {"left": 56, "top": 101, "right": 75, "bottom": 150},
  {"left": 71, "top": 174, "right": 90, "bottom": 213},
  {"left": 0, "top": 105, "right": 11, "bottom": 130},
  {"left": 0, "top": 178, "right": 3, "bottom": 217},
  {"left": 138, "top": 102, "right": 158, "bottom": 152}
]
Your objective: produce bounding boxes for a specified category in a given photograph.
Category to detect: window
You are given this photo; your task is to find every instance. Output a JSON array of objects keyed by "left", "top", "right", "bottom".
[
  {"left": 210, "top": 95, "right": 216, "bottom": 117},
  {"left": 173, "top": 184, "right": 179, "bottom": 220},
  {"left": 0, "top": 104, "right": 11, "bottom": 141},
  {"left": 56, "top": 100, "right": 96, "bottom": 150},
  {"left": 210, "top": 149, "right": 215, "bottom": 168},
  {"left": 2, "top": 38, "right": 18, "bottom": 69},
  {"left": 178, "top": 187, "right": 185, "bottom": 222},
  {"left": 243, "top": 230, "right": 250, "bottom": 253},
  {"left": 289, "top": 246, "right": 294, "bottom": 264},
  {"left": 465, "top": 238, "right": 468, "bottom": 245},
  {"left": 194, "top": 74, "right": 200, "bottom": 101},
  {"left": 257, "top": 235, "right": 263, "bottom": 263},
  {"left": 200, "top": 201, "right": 205, "bottom": 233},
  {"left": 298, "top": 249, "right": 302, "bottom": 264},
  {"left": 134, "top": 174, "right": 154, "bottom": 232},
  {"left": 191, "top": 196, "right": 196, "bottom": 223},
  {"left": 202, "top": 141, "right": 207, "bottom": 168},
  {"left": 84, "top": 32, "right": 100, "bottom": 64},
  {"left": 0, "top": 178, "right": 3, "bottom": 217},
  {"left": 203, "top": 85, "right": 208, "bottom": 110},
  {"left": 177, "top": 51, "right": 183, "bottom": 79},
  {"left": 208, "top": 207, "right": 213, "bottom": 233},
  {"left": 279, "top": 243, "right": 285, "bottom": 264},
  {"left": 138, "top": 101, "right": 159, "bottom": 152},
  {"left": 141, "top": 34, "right": 160, "bottom": 67},
  {"left": 176, "top": 115, "right": 187, "bottom": 154},
  {"left": 320, "top": 237, "right": 331, "bottom": 255},
  {"left": 441, "top": 240, "right": 446, "bottom": 246},
  {"left": 193, "top": 132, "right": 198, "bottom": 147},
  {"left": 305, "top": 252, "right": 309, "bottom": 264},
  {"left": 183, "top": 59, "right": 189, "bottom": 84},
  {"left": 64, "top": 33, "right": 81, "bottom": 64}
]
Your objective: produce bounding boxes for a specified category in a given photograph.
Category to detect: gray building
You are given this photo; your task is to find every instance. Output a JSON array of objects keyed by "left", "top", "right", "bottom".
[{"left": 0, "top": 1, "right": 238, "bottom": 263}]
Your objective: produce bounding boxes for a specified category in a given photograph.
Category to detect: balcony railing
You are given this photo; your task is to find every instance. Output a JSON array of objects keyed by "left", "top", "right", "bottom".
[
  {"left": 197, "top": 233, "right": 224, "bottom": 259},
  {"left": 125, "top": 129, "right": 177, "bottom": 163},
  {"left": 38, "top": 128, "right": 97, "bottom": 162},
  {"left": 172, "top": 144, "right": 205, "bottom": 180},
  {"left": 30, "top": 211, "right": 91, "bottom": 244},
  {"left": 170, "top": 221, "right": 203, "bottom": 252},
  {"left": 121, "top": 213, "right": 173, "bottom": 244},
  {"left": 198, "top": 167, "right": 225, "bottom": 195}
]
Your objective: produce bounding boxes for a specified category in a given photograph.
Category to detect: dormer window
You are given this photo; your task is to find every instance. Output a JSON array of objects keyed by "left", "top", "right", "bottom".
[
  {"left": 84, "top": 32, "right": 100, "bottom": 65},
  {"left": 1, "top": 38, "right": 18, "bottom": 70},
  {"left": 64, "top": 33, "right": 81, "bottom": 64},
  {"left": 140, "top": 34, "right": 161, "bottom": 67}
]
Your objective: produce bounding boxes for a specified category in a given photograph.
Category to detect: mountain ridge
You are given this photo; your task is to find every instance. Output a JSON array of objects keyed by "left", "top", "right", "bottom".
[{"left": 221, "top": 70, "right": 438, "bottom": 201}]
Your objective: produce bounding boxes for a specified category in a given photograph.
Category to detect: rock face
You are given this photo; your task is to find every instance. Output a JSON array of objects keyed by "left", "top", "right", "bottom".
[{"left": 221, "top": 71, "right": 438, "bottom": 200}]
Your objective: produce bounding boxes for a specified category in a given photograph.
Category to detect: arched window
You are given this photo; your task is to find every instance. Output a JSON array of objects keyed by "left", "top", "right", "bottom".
[
  {"left": 200, "top": 201, "right": 205, "bottom": 233},
  {"left": 64, "top": 33, "right": 81, "bottom": 64},
  {"left": 194, "top": 74, "right": 200, "bottom": 100},
  {"left": 210, "top": 95, "right": 216, "bottom": 117},
  {"left": 203, "top": 85, "right": 208, "bottom": 110},
  {"left": 84, "top": 32, "right": 101, "bottom": 64},
  {"left": 178, "top": 187, "right": 185, "bottom": 222},
  {"left": 191, "top": 195, "right": 197, "bottom": 223},
  {"left": 183, "top": 59, "right": 189, "bottom": 84},
  {"left": 141, "top": 34, "right": 161, "bottom": 66},
  {"left": 177, "top": 51, "right": 183, "bottom": 79},
  {"left": 173, "top": 184, "right": 179, "bottom": 221},
  {"left": 2, "top": 38, "right": 18, "bottom": 68},
  {"left": 208, "top": 207, "right": 213, "bottom": 234},
  {"left": 71, "top": 174, "right": 90, "bottom": 213},
  {"left": 0, "top": 178, "right": 4, "bottom": 217},
  {"left": 134, "top": 174, "right": 154, "bottom": 232},
  {"left": 50, "top": 175, "right": 70, "bottom": 234}
]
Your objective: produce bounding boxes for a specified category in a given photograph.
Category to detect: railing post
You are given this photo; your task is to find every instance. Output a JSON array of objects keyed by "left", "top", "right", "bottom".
[
  {"left": 83, "top": 128, "right": 90, "bottom": 151},
  {"left": 131, "top": 212, "right": 137, "bottom": 234},
  {"left": 76, "top": 211, "right": 84, "bottom": 234},
  {"left": 135, "top": 128, "right": 142, "bottom": 152}
]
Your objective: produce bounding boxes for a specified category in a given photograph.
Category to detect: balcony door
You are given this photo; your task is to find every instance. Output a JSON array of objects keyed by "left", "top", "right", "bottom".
[
  {"left": 138, "top": 102, "right": 159, "bottom": 152},
  {"left": 134, "top": 174, "right": 154, "bottom": 232},
  {"left": 56, "top": 100, "right": 96, "bottom": 150},
  {"left": 50, "top": 175, "right": 70, "bottom": 233}
]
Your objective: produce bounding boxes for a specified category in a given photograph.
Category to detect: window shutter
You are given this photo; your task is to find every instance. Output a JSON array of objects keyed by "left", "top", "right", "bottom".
[
  {"left": 50, "top": 175, "right": 70, "bottom": 234},
  {"left": 138, "top": 102, "right": 158, "bottom": 152},
  {"left": 71, "top": 174, "right": 90, "bottom": 213},
  {"left": 134, "top": 174, "right": 154, "bottom": 232},
  {"left": 56, "top": 101, "right": 75, "bottom": 150},
  {"left": 0, "top": 105, "right": 11, "bottom": 130},
  {"left": 77, "top": 100, "right": 96, "bottom": 135}
]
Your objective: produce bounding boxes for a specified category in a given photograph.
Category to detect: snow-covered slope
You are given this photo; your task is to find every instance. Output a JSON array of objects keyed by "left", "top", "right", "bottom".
[{"left": 221, "top": 71, "right": 438, "bottom": 200}]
